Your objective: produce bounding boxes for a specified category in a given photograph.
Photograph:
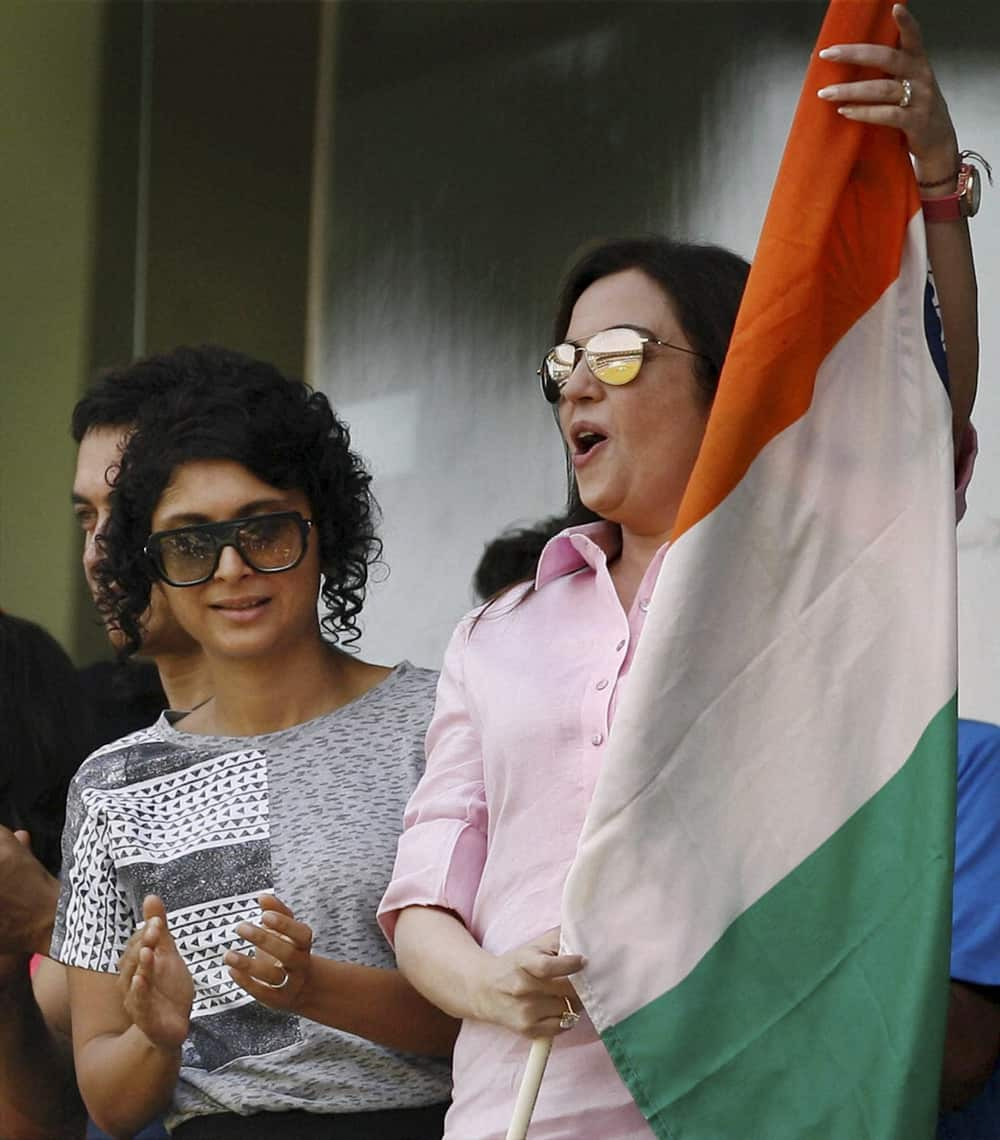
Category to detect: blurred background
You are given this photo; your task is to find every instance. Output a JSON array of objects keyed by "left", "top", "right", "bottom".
[{"left": 1, "top": 0, "right": 997, "bottom": 717}]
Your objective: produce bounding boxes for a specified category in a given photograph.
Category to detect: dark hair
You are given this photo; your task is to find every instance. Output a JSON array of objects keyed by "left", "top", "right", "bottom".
[
  {"left": 0, "top": 614, "right": 97, "bottom": 873},
  {"left": 71, "top": 354, "right": 204, "bottom": 442},
  {"left": 473, "top": 514, "right": 569, "bottom": 602},
  {"left": 552, "top": 236, "right": 751, "bottom": 522},
  {"left": 95, "top": 346, "right": 381, "bottom": 658}
]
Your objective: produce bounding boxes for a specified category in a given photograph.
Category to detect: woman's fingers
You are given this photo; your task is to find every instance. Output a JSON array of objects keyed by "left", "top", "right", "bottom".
[
  {"left": 234, "top": 920, "right": 308, "bottom": 962},
  {"left": 519, "top": 946, "right": 585, "bottom": 982},
  {"left": 819, "top": 78, "right": 911, "bottom": 105},
  {"left": 893, "top": 3, "right": 925, "bottom": 55},
  {"left": 225, "top": 904, "right": 313, "bottom": 1007},
  {"left": 142, "top": 894, "right": 169, "bottom": 926},
  {"left": 224, "top": 947, "right": 288, "bottom": 988},
  {"left": 259, "top": 909, "right": 313, "bottom": 949},
  {"left": 818, "top": 42, "right": 909, "bottom": 75}
]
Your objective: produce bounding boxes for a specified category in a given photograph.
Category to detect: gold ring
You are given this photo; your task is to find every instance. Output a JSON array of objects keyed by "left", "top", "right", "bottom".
[
  {"left": 898, "top": 78, "right": 913, "bottom": 109},
  {"left": 559, "top": 996, "right": 580, "bottom": 1030}
]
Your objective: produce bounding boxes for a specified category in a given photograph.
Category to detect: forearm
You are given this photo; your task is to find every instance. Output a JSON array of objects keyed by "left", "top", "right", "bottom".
[
  {"left": 917, "top": 152, "right": 979, "bottom": 452},
  {"left": 75, "top": 1026, "right": 179, "bottom": 1139},
  {"left": 0, "top": 962, "right": 84, "bottom": 1140},
  {"left": 393, "top": 906, "right": 494, "bottom": 1023},
  {"left": 296, "top": 955, "right": 458, "bottom": 1055}
]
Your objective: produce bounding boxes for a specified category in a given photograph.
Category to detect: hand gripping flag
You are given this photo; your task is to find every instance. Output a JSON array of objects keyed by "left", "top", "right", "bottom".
[{"left": 560, "top": 2, "right": 958, "bottom": 1137}]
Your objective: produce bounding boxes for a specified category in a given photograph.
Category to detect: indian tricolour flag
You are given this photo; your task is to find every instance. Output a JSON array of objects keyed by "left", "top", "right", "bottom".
[{"left": 561, "top": 1, "right": 958, "bottom": 1136}]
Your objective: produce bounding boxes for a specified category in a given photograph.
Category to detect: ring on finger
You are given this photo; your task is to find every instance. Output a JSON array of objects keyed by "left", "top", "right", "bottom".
[
  {"left": 898, "top": 78, "right": 913, "bottom": 108},
  {"left": 257, "top": 968, "right": 290, "bottom": 990},
  {"left": 559, "top": 996, "right": 580, "bottom": 1030}
]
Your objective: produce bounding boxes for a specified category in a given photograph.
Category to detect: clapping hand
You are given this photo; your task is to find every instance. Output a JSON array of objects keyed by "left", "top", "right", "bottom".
[
  {"left": 225, "top": 894, "right": 314, "bottom": 1011},
  {"left": 118, "top": 895, "right": 194, "bottom": 1050}
]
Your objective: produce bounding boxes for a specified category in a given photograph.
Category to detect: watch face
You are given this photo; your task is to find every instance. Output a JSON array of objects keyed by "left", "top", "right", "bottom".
[{"left": 960, "top": 164, "right": 981, "bottom": 218}]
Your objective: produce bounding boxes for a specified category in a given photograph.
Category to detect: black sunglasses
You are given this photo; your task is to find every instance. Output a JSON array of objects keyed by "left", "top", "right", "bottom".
[{"left": 144, "top": 511, "right": 313, "bottom": 588}]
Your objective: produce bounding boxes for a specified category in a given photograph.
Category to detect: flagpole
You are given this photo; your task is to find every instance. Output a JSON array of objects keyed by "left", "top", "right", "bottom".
[{"left": 504, "top": 1037, "right": 553, "bottom": 1140}]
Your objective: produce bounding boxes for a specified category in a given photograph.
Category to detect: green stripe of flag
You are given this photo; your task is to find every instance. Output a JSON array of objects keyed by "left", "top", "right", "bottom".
[{"left": 603, "top": 696, "right": 957, "bottom": 1140}]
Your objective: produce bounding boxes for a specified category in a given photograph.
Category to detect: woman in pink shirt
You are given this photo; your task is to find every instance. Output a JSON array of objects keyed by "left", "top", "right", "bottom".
[{"left": 379, "top": 11, "right": 980, "bottom": 1136}]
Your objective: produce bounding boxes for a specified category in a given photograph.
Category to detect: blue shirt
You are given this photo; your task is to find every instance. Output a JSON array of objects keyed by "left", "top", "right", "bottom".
[{"left": 938, "top": 719, "right": 1000, "bottom": 1140}]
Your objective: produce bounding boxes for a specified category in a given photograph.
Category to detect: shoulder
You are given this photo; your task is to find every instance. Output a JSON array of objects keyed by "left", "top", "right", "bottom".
[{"left": 71, "top": 717, "right": 171, "bottom": 785}]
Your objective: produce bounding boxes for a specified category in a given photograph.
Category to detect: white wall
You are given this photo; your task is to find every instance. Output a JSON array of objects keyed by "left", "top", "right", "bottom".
[{"left": 318, "top": 8, "right": 998, "bottom": 719}]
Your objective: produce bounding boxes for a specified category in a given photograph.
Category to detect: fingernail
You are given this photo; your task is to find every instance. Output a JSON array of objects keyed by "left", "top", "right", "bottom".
[
  {"left": 817, "top": 86, "right": 835, "bottom": 99},
  {"left": 236, "top": 923, "right": 252, "bottom": 938},
  {"left": 261, "top": 913, "right": 278, "bottom": 927},
  {"left": 837, "top": 107, "right": 854, "bottom": 117},
  {"left": 818, "top": 47, "right": 841, "bottom": 60},
  {"left": 223, "top": 952, "right": 236, "bottom": 966}
]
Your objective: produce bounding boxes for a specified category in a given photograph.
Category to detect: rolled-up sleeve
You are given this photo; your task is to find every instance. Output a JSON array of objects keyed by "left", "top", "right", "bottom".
[{"left": 378, "top": 619, "right": 488, "bottom": 944}]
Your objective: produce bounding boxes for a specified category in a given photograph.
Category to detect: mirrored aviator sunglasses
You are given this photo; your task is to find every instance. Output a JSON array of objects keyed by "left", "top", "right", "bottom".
[
  {"left": 144, "top": 511, "right": 313, "bottom": 587},
  {"left": 537, "top": 325, "right": 708, "bottom": 404}
]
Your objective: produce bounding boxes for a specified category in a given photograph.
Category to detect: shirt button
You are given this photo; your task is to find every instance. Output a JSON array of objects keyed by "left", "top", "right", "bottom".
[
  {"left": 596, "top": 679, "right": 609, "bottom": 691},
  {"left": 639, "top": 598, "right": 650, "bottom": 613},
  {"left": 591, "top": 733, "right": 604, "bottom": 746},
  {"left": 616, "top": 639, "right": 626, "bottom": 651}
]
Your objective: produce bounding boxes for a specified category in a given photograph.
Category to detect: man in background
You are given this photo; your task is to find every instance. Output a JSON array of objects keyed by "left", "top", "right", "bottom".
[{"left": 0, "top": 359, "right": 211, "bottom": 1139}]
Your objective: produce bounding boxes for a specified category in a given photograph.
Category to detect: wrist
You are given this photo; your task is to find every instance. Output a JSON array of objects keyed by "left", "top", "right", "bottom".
[
  {"left": 914, "top": 148, "right": 961, "bottom": 193},
  {"left": 130, "top": 1022, "right": 184, "bottom": 1062}
]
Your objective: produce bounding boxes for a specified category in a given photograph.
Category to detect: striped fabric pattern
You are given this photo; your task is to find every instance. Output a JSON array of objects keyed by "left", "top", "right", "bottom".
[{"left": 561, "top": 2, "right": 957, "bottom": 1136}]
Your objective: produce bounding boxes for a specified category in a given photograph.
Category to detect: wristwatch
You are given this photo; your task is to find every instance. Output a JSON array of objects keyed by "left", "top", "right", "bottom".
[{"left": 921, "top": 163, "right": 981, "bottom": 223}]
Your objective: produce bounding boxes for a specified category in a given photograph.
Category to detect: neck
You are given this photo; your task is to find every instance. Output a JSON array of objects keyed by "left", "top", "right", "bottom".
[
  {"left": 610, "top": 524, "right": 671, "bottom": 611},
  {"left": 153, "top": 647, "right": 213, "bottom": 712},
  {"left": 187, "top": 635, "right": 391, "bottom": 737}
]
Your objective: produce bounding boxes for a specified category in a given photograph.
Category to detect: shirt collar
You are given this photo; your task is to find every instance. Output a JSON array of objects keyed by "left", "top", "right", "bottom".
[{"left": 534, "top": 521, "right": 623, "bottom": 589}]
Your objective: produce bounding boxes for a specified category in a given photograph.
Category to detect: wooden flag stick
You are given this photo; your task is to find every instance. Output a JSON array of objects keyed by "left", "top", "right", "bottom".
[{"left": 504, "top": 1037, "right": 553, "bottom": 1140}]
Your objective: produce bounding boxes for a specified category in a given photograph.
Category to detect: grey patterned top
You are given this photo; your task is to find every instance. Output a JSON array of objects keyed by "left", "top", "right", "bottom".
[{"left": 52, "top": 662, "right": 451, "bottom": 1129}]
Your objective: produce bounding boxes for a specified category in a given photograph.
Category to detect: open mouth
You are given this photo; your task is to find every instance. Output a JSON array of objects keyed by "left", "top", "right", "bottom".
[{"left": 573, "top": 428, "right": 607, "bottom": 455}]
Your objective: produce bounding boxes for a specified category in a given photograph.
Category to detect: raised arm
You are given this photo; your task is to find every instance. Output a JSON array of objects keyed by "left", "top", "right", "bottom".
[
  {"left": 0, "top": 829, "right": 84, "bottom": 1139},
  {"left": 819, "top": 3, "right": 980, "bottom": 453}
]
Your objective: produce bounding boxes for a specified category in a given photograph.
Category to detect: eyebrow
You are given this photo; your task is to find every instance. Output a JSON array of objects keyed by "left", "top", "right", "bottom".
[
  {"left": 154, "top": 498, "right": 293, "bottom": 530},
  {"left": 71, "top": 493, "right": 93, "bottom": 507}
]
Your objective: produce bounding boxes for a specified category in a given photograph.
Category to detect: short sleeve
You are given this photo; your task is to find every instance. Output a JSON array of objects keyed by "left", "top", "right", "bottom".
[
  {"left": 50, "top": 763, "right": 134, "bottom": 972},
  {"left": 951, "top": 720, "right": 1000, "bottom": 986},
  {"left": 378, "top": 619, "right": 488, "bottom": 944}
]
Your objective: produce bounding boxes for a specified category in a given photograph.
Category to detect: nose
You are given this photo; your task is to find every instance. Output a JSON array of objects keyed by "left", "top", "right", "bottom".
[
  {"left": 213, "top": 543, "right": 253, "bottom": 581},
  {"left": 82, "top": 531, "right": 102, "bottom": 577},
  {"left": 558, "top": 353, "right": 604, "bottom": 405},
  {"left": 82, "top": 518, "right": 109, "bottom": 588}
]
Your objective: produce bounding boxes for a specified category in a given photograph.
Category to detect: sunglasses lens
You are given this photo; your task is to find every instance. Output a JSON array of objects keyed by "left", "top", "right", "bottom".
[
  {"left": 586, "top": 327, "right": 644, "bottom": 386},
  {"left": 238, "top": 516, "right": 304, "bottom": 571},
  {"left": 156, "top": 530, "right": 218, "bottom": 585},
  {"left": 541, "top": 343, "right": 576, "bottom": 403}
]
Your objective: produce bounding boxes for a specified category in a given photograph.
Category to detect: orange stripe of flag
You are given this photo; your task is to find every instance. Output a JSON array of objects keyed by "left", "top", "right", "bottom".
[{"left": 673, "top": 0, "right": 922, "bottom": 542}]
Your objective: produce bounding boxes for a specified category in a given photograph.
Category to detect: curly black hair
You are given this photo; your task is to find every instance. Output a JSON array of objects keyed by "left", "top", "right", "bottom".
[{"left": 95, "top": 346, "right": 381, "bottom": 658}]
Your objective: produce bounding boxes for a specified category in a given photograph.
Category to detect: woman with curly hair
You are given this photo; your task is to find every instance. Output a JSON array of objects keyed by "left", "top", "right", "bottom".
[{"left": 49, "top": 347, "right": 454, "bottom": 1139}]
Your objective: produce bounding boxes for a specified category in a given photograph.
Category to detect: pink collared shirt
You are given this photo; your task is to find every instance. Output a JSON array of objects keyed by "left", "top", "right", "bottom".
[{"left": 379, "top": 522, "right": 665, "bottom": 1140}]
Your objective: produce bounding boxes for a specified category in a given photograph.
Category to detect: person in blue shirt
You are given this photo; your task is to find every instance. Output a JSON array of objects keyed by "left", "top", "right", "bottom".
[{"left": 939, "top": 719, "right": 1000, "bottom": 1138}]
